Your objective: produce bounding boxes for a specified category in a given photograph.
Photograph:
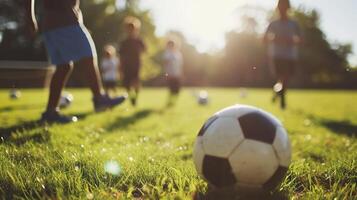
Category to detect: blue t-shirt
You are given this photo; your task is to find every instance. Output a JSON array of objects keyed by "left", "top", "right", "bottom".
[{"left": 266, "top": 19, "right": 301, "bottom": 60}]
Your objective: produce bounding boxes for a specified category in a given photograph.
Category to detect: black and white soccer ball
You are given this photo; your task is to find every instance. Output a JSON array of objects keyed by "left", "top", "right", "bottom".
[
  {"left": 59, "top": 92, "right": 74, "bottom": 109},
  {"left": 193, "top": 104, "right": 291, "bottom": 191},
  {"left": 198, "top": 90, "right": 209, "bottom": 105},
  {"left": 9, "top": 89, "right": 21, "bottom": 100}
]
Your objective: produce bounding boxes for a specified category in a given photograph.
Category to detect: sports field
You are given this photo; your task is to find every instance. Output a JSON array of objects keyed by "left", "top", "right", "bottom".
[{"left": 0, "top": 88, "right": 356, "bottom": 199}]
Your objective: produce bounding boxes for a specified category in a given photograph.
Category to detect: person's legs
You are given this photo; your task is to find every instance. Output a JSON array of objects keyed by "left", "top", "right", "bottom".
[
  {"left": 131, "top": 79, "right": 140, "bottom": 106},
  {"left": 46, "top": 63, "right": 73, "bottom": 112},
  {"left": 280, "top": 72, "right": 291, "bottom": 109},
  {"left": 272, "top": 61, "right": 282, "bottom": 103},
  {"left": 167, "top": 79, "right": 174, "bottom": 107},
  {"left": 76, "top": 57, "right": 126, "bottom": 112},
  {"left": 105, "top": 85, "right": 117, "bottom": 96},
  {"left": 41, "top": 63, "right": 78, "bottom": 123},
  {"left": 167, "top": 77, "right": 180, "bottom": 107},
  {"left": 123, "top": 77, "right": 133, "bottom": 104},
  {"left": 77, "top": 56, "right": 104, "bottom": 98}
]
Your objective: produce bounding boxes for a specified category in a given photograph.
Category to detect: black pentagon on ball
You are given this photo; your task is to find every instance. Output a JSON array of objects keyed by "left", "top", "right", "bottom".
[
  {"left": 238, "top": 112, "right": 276, "bottom": 144},
  {"left": 202, "top": 155, "right": 237, "bottom": 188},
  {"left": 263, "top": 166, "right": 288, "bottom": 190},
  {"left": 198, "top": 115, "right": 219, "bottom": 136}
]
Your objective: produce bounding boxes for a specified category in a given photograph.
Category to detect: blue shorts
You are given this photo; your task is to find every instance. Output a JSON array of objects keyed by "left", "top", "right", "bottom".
[{"left": 42, "top": 24, "right": 97, "bottom": 65}]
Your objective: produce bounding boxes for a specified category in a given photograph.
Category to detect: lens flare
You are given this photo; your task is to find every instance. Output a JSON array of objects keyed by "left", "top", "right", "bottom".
[{"left": 104, "top": 160, "right": 122, "bottom": 176}]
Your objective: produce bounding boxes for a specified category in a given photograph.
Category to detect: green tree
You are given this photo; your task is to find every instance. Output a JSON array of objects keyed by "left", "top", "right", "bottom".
[
  {"left": 293, "top": 9, "right": 352, "bottom": 86},
  {"left": 214, "top": 8, "right": 353, "bottom": 87},
  {"left": 80, "top": 0, "right": 160, "bottom": 82}
]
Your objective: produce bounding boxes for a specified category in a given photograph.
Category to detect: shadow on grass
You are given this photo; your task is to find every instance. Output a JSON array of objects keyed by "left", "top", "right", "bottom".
[
  {"left": 0, "top": 120, "right": 41, "bottom": 140},
  {"left": 69, "top": 110, "right": 94, "bottom": 120},
  {"left": 291, "top": 109, "right": 357, "bottom": 137},
  {"left": 319, "top": 119, "right": 357, "bottom": 137},
  {"left": 106, "top": 109, "right": 156, "bottom": 131},
  {"left": 193, "top": 188, "right": 288, "bottom": 200},
  {"left": 6, "top": 131, "right": 51, "bottom": 146},
  {"left": 0, "top": 104, "right": 43, "bottom": 113},
  {"left": 0, "top": 120, "right": 52, "bottom": 146},
  {"left": 0, "top": 109, "right": 93, "bottom": 132},
  {"left": 0, "top": 110, "right": 93, "bottom": 145},
  {"left": 306, "top": 114, "right": 357, "bottom": 137}
]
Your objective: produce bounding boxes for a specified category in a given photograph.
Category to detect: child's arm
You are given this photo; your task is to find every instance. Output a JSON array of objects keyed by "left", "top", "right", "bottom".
[
  {"left": 263, "top": 22, "right": 301, "bottom": 45},
  {"left": 263, "top": 23, "right": 274, "bottom": 44},
  {"left": 293, "top": 22, "right": 303, "bottom": 45},
  {"left": 25, "top": 0, "right": 38, "bottom": 37}
]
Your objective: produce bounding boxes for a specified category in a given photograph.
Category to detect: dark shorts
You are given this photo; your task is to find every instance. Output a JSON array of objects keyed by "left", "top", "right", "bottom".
[
  {"left": 123, "top": 66, "right": 140, "bottom": 87},
  {"left": 273, "top": 59, "right": 296, "bottom": 77},
  {"left": 167, "top": 77, "right": 181, "bottom": 94},
  {"left": 104, "top": 80, "right": 117, "bottom": 88}
]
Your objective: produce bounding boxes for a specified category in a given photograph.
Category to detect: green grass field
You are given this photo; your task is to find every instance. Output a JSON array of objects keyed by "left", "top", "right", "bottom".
[{"left": 0, "top": 88, "right": 356, "bottom": 199}]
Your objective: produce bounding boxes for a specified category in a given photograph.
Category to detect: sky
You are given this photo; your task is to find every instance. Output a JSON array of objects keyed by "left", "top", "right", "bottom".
[{"left": 137, "top": 0, "right": 357, "bottom": 65}]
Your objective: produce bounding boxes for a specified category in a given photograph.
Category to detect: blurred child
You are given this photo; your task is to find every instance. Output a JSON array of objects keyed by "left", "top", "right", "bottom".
[
  {"left": 101, "top": 45, "right": 120, "bottom": 95},
  {"left": 162, "top": 39, "right": 183, "bottom": 107},
  {"left": 119, "top": 16, "right": 146, "bottom": 106},
  {"left": 264, "top": 0, "right": 302, "bottom": 109}
]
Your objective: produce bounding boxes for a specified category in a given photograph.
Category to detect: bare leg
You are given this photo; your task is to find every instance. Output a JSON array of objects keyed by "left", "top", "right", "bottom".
[
  {"left": 46, "top": 63, "right": 73, "bottom": 112},
  {"left": 77, "top": 56, "right": 104, "bottom": 98},
  {"left": 132, "top": 79, "right": 140, "bottom": 106},
  {"left": 133, "top": 79, "right": 140, "bottom": 94}
]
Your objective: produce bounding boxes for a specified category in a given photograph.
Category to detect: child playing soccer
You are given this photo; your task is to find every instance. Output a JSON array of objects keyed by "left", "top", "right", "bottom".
[
  {"left": 162, "top": 39, "right": 183, "bottom": 107},
  {"left": 26, "top": 0, "right": 126, "bottom": 123},
  {"left": 101, "top": 45, "right": 120, "bottom": 95},
  {"left": 264, "top": 0, "right": 302, "bottom": 109},
  {"left": 119, "top": 16, "right": 146, "bottom": 106}
]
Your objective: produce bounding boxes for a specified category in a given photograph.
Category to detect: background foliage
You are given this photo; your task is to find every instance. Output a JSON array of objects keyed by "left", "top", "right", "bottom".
[{"left": 0, "top": 0, "right": 356, "bottom": 88}]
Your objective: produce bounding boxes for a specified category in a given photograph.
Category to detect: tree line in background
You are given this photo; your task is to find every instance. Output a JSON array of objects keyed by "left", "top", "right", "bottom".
[{"left": 0, "top": 0, "right": 356, "bottom": 88}]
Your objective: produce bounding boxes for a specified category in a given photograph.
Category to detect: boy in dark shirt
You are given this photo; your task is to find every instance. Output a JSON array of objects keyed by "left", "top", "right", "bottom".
[
  {"left": 119, "top": 17, "right": 146, "bottom": 106},
  {"left": 25, "top": 0, "right": 126, "bottom": 123}
]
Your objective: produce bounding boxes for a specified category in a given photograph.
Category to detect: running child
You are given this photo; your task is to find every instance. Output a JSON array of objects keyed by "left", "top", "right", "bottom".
[
  {"left": 263, "top": 0, "right": 302, "bottom": 109},
  {"left": 25, "top": 0, "right": 126, "bottom": 123},
  {"left": 119, "top": 16, "right": 146, "bottom": 106},
  {"left": 101, "top": 45, "right": 120, "bottom": 95},
  {"left": 162, "top": 39, "right": 183, "bottom": 107}
]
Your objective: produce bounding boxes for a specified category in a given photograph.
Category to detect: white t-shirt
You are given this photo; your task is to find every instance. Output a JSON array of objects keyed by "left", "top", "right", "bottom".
[
  {"left": 163, "top": 49, "right": 183, "bottom": 77},
  {"left": 101, "top": 57, "right": 119, "bottom": 81},
  {"left": 266, "top": 19, "right": 301, "bottom": 60}
]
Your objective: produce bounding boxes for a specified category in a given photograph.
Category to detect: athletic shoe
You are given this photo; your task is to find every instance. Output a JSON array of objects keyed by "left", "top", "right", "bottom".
[
  {"left": 40, "top": 111, "right": 78, "bottom": 124},
  {"left": 93, "top": 94, "right": 126, "bottom": 112}
]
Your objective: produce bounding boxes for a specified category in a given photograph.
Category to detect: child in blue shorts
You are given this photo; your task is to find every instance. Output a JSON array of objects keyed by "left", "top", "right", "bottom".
[{"left": 25, "top": 0, "right": 126, "bottom": 123}]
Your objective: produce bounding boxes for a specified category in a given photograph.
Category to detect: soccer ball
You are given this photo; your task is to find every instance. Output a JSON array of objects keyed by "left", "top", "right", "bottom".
[
  {"left": 198, "top": 90, "right": 209, "bottom": 105},
  {"left": 273, "top": 83, "right": 283, "bottom": 93},
  {"left": 9, "top": 89, "right": 21, "bottom": 99},
  {"left": 59, "top": 92, "right": 74, "bottom": 109},
  {"left": 193, "top": 104, "right": 291, "bottom": 191}
]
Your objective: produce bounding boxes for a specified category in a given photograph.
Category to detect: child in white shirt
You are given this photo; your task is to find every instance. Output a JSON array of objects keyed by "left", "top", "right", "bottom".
[
  {"left": 101, "top": 45, "right": 120, "bottom": 94},
  {"left": 163, "top": 40, "right": 183, "bottom": 106}
]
